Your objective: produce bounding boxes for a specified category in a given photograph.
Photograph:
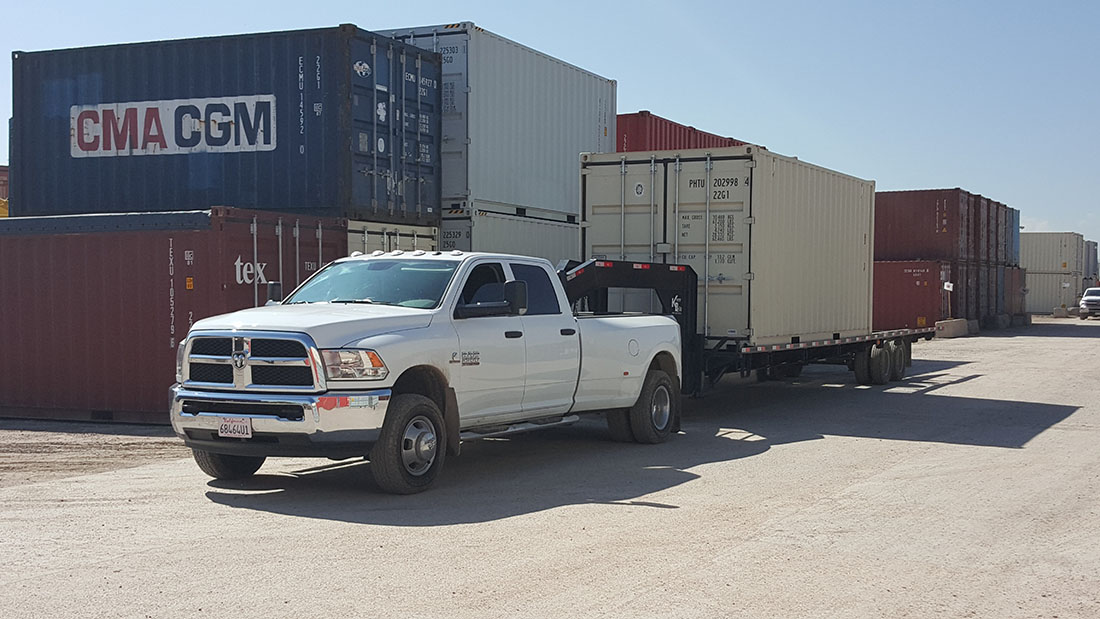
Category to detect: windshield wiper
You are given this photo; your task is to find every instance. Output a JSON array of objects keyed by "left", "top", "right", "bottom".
[{"left": 328, "top": 299, "right": 374, "bottom": 304}]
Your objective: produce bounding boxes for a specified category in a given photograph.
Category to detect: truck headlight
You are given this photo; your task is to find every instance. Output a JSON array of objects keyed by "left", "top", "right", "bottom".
[
  {"left": 320, "top": 349, "right": 389, "bottom": 380},
  {"left": 175, "top": 340, "right": 187, "bottom": 383}
]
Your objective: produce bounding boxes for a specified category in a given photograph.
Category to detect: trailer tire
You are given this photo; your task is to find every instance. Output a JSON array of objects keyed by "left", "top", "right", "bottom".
[
  {"left": 629, "top": 370, "right": 678, "bottom": 444},
  {"left": 192, "top": 449, "right": 265, "bottom": 480},
  {"left": 887, "top": 341, "right": 906, "bottom": 381},
  {"left": 853, "top": 348, "right": 872, "bottom": 385},
  {"left": 869, "top": 345, "right": 891, "bottom": 385},
  {"left": 606, "top": 409, "right": 635, "bottom": 442},
  {"left": 368, "top": 394, "right": 446, "bottom": 494}
]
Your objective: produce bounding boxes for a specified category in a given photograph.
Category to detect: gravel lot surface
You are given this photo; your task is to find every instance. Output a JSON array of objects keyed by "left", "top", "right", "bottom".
[{"left": 1, "top": 316, "right": 1097, "bottom": 618}]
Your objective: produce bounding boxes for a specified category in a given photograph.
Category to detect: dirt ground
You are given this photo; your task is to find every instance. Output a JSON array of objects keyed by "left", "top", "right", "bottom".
[{"left": 1, "top": 315, "right": 1097, "bottom": 618}]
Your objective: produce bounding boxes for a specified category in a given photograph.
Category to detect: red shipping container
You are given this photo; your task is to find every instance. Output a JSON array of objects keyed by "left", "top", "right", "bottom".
[
  {"left": 874, "top": 189, "right": 974, "bottom": 262},
  {"left": 873, "top": 261, "right": 952, "bottom": 330},
  {"left": 0, "top": 207, "right": 347, "bottom": 423},
  {"left": 617, "top": 110, "right": 750, "bottom": 152}
]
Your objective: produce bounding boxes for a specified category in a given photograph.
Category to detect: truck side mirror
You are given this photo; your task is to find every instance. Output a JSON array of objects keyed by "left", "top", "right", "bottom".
[
  {"left": 504, "top": 280, "right": 528, "bottom": 316},
  {"left": 265, "top": 281, "right": 283, "bottom": 306}
]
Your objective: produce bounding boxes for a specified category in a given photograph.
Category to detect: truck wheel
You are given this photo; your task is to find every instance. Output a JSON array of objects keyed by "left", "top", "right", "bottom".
[
  {"left": 606, "top": 409, "right": 635, "bottom": 442},
  {"left": 192, "top": 449, "right": 265, "bottom": 480},
  {"left": 629, "top": 370, "right": 678, "bottom": 444},
  {"left": 869, "top": 345, "right": 890, "bottom": 385},
  {"left": 369, "top": 394, "right": 446, "bottom": 494},
  {"left": 887, "top": 341, "right": 906, "bottom": 381},
  {"left": 853, "top": 348, "right": 872, "bottom": 385}
]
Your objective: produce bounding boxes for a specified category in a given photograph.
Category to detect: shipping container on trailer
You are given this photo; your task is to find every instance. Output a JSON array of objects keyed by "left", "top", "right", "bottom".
[
  {"left": 346, "top": 220, "right": 439, "bottom": 254},
  {"left": 0, "top": 207, "right": 346, "bottom": 422},
  {"left": 616, "top": 110, "right": 750, "bottom": 152},
  {"left": 581, "top": 145, "right": 876, "bottom": 347},
  {"left": 439, "top": 209, "right": 580, "bottom": 267},
  {"left": 11, "top": 25, "right": 442, "bottom": 225},
  {"left": 1025, "top": 271, "right": 1082, "bottom": 313},
  {"left": 1020, "top": 232, "right": 1086, "bottom": 274},
  {"left": 872, "top": 261, "right": 951, "bottom": 330},
  {"left": 379, "top": 22, "right": 616, "bottom": 218}
]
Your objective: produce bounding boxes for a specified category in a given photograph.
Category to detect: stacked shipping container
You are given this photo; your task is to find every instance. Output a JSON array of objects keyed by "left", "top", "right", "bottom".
[
  {"left": 1020, "top": 232, "right": 1087, "bottom": 312},
  {"left": 616, "top": 111, "right": 749, "bottom": 152},
  {"left": 874, "top": 188, "right": 1023, "bottom": 329}
]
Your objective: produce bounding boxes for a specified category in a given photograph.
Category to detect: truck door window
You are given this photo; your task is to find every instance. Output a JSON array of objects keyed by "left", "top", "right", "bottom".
[
  {"left": 510, "top": 263, "right": 561, "bottom": 315},
  {"left": 460, "top": 263, "right": 506, "bottom": 304}
]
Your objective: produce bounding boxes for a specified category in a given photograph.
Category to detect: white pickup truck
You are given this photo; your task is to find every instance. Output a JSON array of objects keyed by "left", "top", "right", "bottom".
[{"left": 171, "top": 251, "right": 682, "bottom": 493}]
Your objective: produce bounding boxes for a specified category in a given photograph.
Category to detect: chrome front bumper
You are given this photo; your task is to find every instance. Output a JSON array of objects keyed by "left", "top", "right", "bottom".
[{"left": 170, "top": 385, "right": 391, "bottom": 458}]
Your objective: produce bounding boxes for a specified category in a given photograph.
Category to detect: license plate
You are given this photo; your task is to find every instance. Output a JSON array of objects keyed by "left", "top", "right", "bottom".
[{"left": 217, "top": 417, "right": 253, "bottom": 439}]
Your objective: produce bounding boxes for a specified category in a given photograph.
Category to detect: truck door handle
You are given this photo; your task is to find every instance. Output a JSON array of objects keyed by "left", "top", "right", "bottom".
[
  {"left": 560, "top": 328, "right": 576, "bottom": 336},
  {"left": 505, "top": 331, "right": 523, "bottom": 339}
]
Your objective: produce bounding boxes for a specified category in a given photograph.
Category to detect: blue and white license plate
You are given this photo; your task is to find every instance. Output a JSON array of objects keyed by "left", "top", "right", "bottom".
[{"left": 217, "top": 417, "right": 252, "bottom": 439}]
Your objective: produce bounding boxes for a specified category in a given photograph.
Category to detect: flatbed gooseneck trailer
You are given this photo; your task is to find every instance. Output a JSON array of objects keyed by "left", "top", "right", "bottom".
[{"left": 559, "top": 258, "right": 935, "bottom": 396}]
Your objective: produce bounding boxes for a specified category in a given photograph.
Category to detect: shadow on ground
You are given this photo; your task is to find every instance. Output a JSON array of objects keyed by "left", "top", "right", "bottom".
[
  {"left": 0, "top": 418, "right": 174, "bottom": 436},
  {"left": 205, "top": 358, "right": 1077, "bottom": 526},
  {"left": 982, "top": 319, "right": 1100, "bottom": 339}
]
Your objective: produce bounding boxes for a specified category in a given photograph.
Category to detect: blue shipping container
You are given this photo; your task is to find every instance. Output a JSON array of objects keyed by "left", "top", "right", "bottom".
[
  {"left": 1011, "top": 208, "right": 1021, "bottom": 266},
  {"left": 11, "top": 24, "right": 442, "bottom": 225}
]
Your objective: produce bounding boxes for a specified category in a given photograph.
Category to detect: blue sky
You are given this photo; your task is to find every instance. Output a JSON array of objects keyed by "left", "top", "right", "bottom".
[{"left": 3, "top": 0, "right": 1097, "bottom": 240}]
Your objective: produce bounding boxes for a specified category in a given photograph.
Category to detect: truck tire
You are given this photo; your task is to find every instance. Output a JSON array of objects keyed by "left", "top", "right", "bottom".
[
  {"left": 629, "top": 370, "right": 678, "bottom": 444},
  {"left": 853, "top": 348, "right": 872, "bottom": 385},
  {"left": 869, "top": 345, "right": 891, "bottom": 385},
  {"left": 887, "top": 341, "right": 906, "bottom": 381},
  {"left": 369, "top": 394, "right": 446, "bottom": 494},
  {"left": 192, "top": 449, "right": 265, "bottom": 480},
  {"left": 606, "top": 409, "right": 635, "bottom": 442}
]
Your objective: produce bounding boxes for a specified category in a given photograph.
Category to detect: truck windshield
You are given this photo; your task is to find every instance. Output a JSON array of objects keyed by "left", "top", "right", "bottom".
[
  {"left": 284, "top": 259, "right": 460, "bottom": 309},
  {"left": 1085, "top": 289, "right": 1100, "bottom": 298}
]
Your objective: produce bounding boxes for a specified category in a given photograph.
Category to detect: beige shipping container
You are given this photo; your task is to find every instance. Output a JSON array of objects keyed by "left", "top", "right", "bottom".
[
  {"left": 1025, "top": 271, "right": 1082, "bottom": 313},
  {"left": 347, "top": 221, "right": 439, "bottom": 254},
  {"left": 581, "top": 145, "right": 875, "bottom": 347},
  {"left": 440, "top": 210, "right": 580, "bottom": 267},
  {"left": 1021, "top": 232, "right": 1085, "bottom": 274}
]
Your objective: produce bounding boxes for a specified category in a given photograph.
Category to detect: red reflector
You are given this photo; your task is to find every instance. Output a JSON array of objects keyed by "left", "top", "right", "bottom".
[
  {"left": 669, "top": 265, "right": 686, "bottom": 272},
  {"left": 595, "top": 261, "right": 613, "bottom": 268},
  {"left": 632, "top": 263, "right": 650, "bottom": 269},
  {"left": 575, "top": 268, "right": 585, "bottom": 276}
]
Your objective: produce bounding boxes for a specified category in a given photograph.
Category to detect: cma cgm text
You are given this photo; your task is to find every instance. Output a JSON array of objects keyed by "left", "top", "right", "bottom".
[{"left": 70, "top": 95, "right": 277, "bottom": 157}]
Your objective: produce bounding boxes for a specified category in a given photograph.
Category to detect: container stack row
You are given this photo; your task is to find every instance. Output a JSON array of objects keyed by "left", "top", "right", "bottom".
[
  {"left": 1019, "top": 232, "right": 1091, "bottom": 313},
  {"left": 872, "top": 188, "right": 1024, "bottom": 330}
]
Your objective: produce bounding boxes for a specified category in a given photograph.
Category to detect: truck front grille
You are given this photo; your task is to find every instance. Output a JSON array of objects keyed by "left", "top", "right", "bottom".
[{"left": 183, "top": 332, "right": 320, "bottom": 392}]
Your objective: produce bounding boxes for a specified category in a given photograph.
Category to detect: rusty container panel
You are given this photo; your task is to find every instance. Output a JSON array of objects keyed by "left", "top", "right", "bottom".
[
  {"left": 0, "top": 207, "right": 346, "bottom": 423},
  {"left": 874, "top": 189, "right": 972, "bottom": 262},
  {"left": 873, "top": 261, "right": 951, "bottom": 330},
  {"left": 616, "top": 110, "right": 750, "bottom": 152}
]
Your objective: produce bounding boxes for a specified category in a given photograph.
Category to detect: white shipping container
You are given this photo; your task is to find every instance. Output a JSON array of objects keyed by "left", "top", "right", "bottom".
[
  {"left": 440, "top": 210, "right": 580, "bottom": 267},
  {"left": 1085, "top": 240, "right": 1098, "bottom": 280},
  {"left": 582, "top": 146, "right": 875, "bottom": 347},
  {"left": 347, "top": 220, "right": 439, "bottom": 254},
  {"left": 1021, "top": 232, "right": 1085, "bottom": 274},
  {"left": 1025, "top": 271, "right": 1083, "bottom": 313},
  {"left": 379, "top": 22, "right": 616, "bottom": 217}
]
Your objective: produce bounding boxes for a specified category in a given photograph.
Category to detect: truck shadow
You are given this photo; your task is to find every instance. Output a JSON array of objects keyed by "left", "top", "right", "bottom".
[{"left": 204, "top": 359, "right": 1077, "bottom": 526}]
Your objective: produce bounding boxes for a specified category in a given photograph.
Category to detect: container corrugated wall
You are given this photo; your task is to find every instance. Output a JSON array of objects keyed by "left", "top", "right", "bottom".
[
  {"left": 1085, "top": 240, "right": 1098, "bottom": 283},
  {"left": 438, "top": 211, "right": 580, "bottom": 267},
  {"left": 872, "top": 261, "right": 951, "bottom": 330},
  {"left": 11, "top": 25, "right": 442, "bottom": 225},
  {"left": 1020, "top": 232, "right": 1085, "bottom": 274},
  {"left": 0, "top": 165, "right": 8, "bottom": 201},
  {"left": 0, "top": 208, "right": 347, "bottom": 421},
  {"left": 582, "top": 146, "right": 873, "bottom": 346},
  {"left": 380, "top": 22, "right": 615, "bottom": 217},
  {"left": 1025, "top": 272, "right": 1081, "bottom": 313},
  {"left": 616, "top": 111, "right": 748, "bottom": 152}
]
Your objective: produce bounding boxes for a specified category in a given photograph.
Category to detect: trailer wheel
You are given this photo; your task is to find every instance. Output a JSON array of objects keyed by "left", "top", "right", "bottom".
[
  {"left": 368, "top": 394, "right": 446, "bottom": 494},
  {"left": 853, "top": 348, "right": 872, "bottom": 385},
  {"left": 192, "top": 449, "right": 265, "bottom": 480},
  {"left": 887, "top": 341, "right": 906, "bottom": 381},
  {"left": 605, "top": 409, "right": 635, "bottom": 442},
  {"left": 629, "top": 370, "right": 678, "bottom": 444},
  {"left": 869, "top": 345, "right": 891, "bottom": 385}
]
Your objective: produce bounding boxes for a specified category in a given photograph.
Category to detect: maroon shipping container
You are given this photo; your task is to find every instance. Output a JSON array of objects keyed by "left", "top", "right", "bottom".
[
  {"left": 617, "top": 110, "right": 750, "bottom": 152},
  {"left": 997, "top": 203, "right": 1008, "bottom": 265},
  {"left": 976, "top": 196, "right": 990, "bottom": 264},
  {"left": 0, "top": 207, "right": 347, "bottom": 423},
  {"left": 874, "top": 189, "right": 974, "bottom": 262},
  {"left": 873, "top": 261, "right": 952, "bottom": 330}
]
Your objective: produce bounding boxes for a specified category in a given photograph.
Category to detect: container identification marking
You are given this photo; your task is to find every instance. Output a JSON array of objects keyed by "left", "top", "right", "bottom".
[{"left": 71, "top": 95, "right": 276, "bottom": 157}]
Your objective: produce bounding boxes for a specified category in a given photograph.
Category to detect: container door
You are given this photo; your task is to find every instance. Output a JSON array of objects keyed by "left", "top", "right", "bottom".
[{"left": 666, "top": 157, "right": 753, "bottom": 338}]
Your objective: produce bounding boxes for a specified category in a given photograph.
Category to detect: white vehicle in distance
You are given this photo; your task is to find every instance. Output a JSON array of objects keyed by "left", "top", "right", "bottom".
[
  {"left": 170, "top": 251, "right": 683, "bottom": 494},
  {"left": 1080, "top": 287, "right": 1100, "bottom": 319}
]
